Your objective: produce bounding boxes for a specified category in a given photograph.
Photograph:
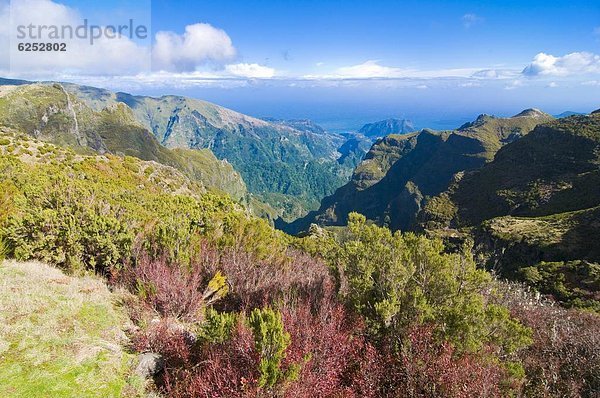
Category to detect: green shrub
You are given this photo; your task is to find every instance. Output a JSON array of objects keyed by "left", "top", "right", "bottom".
[
  {"left": 248, "top": 307, "right": 295, "bottom": 389},
  {"left": 0, "top": 151, "right": 290, "bottom": 274},
  {"left": 198, "top": 308, "right": 238, "bottom": 344},
  {"left": 519, "top": 261, "right": 600, "bottom": 311},
  {"left": 303, "top": 213, "right": 532, "bottom": 355}
]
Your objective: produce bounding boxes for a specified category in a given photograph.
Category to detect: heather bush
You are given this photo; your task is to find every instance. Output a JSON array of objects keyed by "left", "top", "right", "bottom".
[
  {"left": 119, "top": 252, "right": 225, "bottom": 321},
  {"left": 198, "top": 246, "right": 332, "bottom": 312},
  {"left": 495, "top": 282, "right": 600, "bottom": 397},
  {"left": 281, "top": 300, "right": 384, "bottom": 398},
  {"left": 127, "top": 243, "right": 385, "bottom": 397},
  {"left": 389, "top": 324, "right": 509, "bottom": 398}
]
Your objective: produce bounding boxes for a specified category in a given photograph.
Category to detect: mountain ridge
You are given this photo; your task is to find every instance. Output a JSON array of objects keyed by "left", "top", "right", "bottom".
[{"left": 281, "top": 110, "right": 554, "bottom": 234}]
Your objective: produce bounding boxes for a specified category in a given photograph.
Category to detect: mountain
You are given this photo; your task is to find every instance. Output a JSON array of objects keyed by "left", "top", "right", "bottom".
[
  {"left": 358, "top": 118, "right": 415, "bottom": 138},
  {"left": 281, "top": 109, "right": 553, "bottom": 234},
  {"left": 420, "top": 112, "right": 600, "bottom": 309},
  {"left": 65, "top": 84, "right": 356, "bottom": 219},
  {"left": 260, "top": 118, "right": 370, "bottom": 168},
  {"left": 0, "top": 82, "right": 248, "bottom": 202},
  {"left": 260, "top": 117, "right": 327, "bottom": 135},
  {"left": 0, "top": 80, "right": 361, "bottom": 219},
  {"left": 555, "top": 111, "right": 585, "bottom": 118}
]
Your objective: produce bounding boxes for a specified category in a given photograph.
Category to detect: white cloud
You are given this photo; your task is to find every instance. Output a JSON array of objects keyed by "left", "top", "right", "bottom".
[
  {"left": 522, "top": 52, "right": 600, "bottom": 77},
  {"left": 304, "top": 60, "right": 479, "bottom": 80},
  {"left": 582, "top": 80, "right": 600, "bottom": 86},
  {"left": 4, "top": 0, "right": 150, "bottom": 76},
  {"left": 547, "top": 82, "right": 558, "bottom": 88},
  {"left": 1, "top": 1, "right": 276, "bottom": 82},
  {"left": 471, "top": 68, "right": 518, "bottom": 79},
  {"left": 224, "top": 63, "right": 275, "bottom": 78},
  {"left": 504, "top": 80, "right": 524, "bottom": 90},
  {"left": 462, "top": 13, "right": 483, "bottom": 28},
  {"left": 415, "top": 84, "right": 428, "bottom": 89},
  {"left": 152, "top": 23, "right": 236, "bottom": 72},
  {"left": 335, "top": 60, "right": 406, "bottom": 78},
  {"left": 459, "top": 81, "right": 481, "bottom": 87}
]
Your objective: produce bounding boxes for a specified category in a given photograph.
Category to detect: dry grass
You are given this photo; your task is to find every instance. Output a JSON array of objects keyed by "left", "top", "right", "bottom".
[{"left": 0, "top": 260, "right": 144, "bottom": 397}]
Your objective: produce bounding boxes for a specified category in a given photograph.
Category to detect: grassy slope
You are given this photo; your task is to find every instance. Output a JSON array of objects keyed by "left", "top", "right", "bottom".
[{"left": 0, "top": 261, "right": 142, "bottom": 397}]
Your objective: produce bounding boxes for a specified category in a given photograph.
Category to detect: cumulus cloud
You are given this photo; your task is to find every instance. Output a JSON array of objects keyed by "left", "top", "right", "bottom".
[
  {"left": 462, "top": 13, "right": 483, "bottom": 28},
  {"left": 504, "top": 80, "right": 524, "bottom": 90},
  {"left": 3, "top": 0, "right": 150, "bottom": 76},
  {"left": 522, "top": 52, "right": 600, "bottom": 77},
  {"left": 1, "top": 1, "right": 276, "bottom": 82},
  {"left": 152, "top": 23, "right": 236, "bottom": 72}
]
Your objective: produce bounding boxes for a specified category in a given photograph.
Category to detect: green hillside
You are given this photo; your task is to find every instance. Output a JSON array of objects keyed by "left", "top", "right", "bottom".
[
  {"left": 0, "top": 83, "right": 248, "bottom": 203},
  {"left": 0, "top": 81, "right": 363, "bottom": 220},
  {"left": 65, "top": 84, "right": 357, "bottom": 218},
  {"left": 420, "top": 112, "right": 600, "bottom": 309},
  {"left": 283, "top": 110, "right": 553, "bottom": 234}
]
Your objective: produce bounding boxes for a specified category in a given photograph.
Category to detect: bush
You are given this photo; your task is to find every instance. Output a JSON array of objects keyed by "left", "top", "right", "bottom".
[
  {"left": 389, "top": 324, "right": 509, "bottom": 398},
  {"left": 198, "top": 246, "right": 332, "bottom": 312},
  {"left": 281, "top": 299, "right": 383, "bottom": 398},
  {"left": 248, "top": 307, "right": 296, "bottom": 389},
  {"left": 0, "top": 153, "right": 289, "bottom": 274},
  {"left": 495, "top": 283, "right": 600, "bottom": 397},
  {"left": 304, "top": 213, "right": 531, "bottom": 355},
  {"left": 118, "top": 251, "right": 227, "bottom": 321},
  {"left": 519, "top": 261, "right": 600, "bottom": 311}
]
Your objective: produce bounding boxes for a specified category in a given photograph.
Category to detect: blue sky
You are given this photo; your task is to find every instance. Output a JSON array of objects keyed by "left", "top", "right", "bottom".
[
  {"left": 150, "top": 0, "right": 599, "bottom": 74},
  {"left": 2, "top": 0, "right": 600, "bottom": 129}
]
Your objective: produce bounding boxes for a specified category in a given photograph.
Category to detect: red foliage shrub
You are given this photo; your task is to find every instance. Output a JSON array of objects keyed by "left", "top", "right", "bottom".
[
  {"left": 199, "top": 247, "right": 333, "bottom": 312},
  {"left": 160, "top": 320, "right": 262, "bottom": 398},
  {"left": 117, "top": 251, "right": 211, "bottom": 321},
  {"left": 387, "top": 325, "right": 507, "bottom": 398},
  {"left": 132, "top": 295, "right": 384, "bottom": 397},
  {"left": 492, "top": 282, "right": 600, "bottom": 397},
  {"left": 156, "top": 296, "right": 384, "bottom": 397},
  {"left": 131, "top": 319, "right": 194, "bottom": 369},
  {"left": 281, "top": 299, "right": 383, "bottom": 398},
  {"left": 118, "top": 242, "right": 332, "bottom": 321},
  {"left": 514, "top": 304, "right": 600, "bottom": 397}
]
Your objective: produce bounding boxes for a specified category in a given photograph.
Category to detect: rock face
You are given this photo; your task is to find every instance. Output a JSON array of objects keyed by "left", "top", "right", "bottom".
[
  {"left": 283, "top": 110, "right": 553, "bottom": 234},
  {"left": 135, "top": 353, "right": 164, "bottom": 379}
]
